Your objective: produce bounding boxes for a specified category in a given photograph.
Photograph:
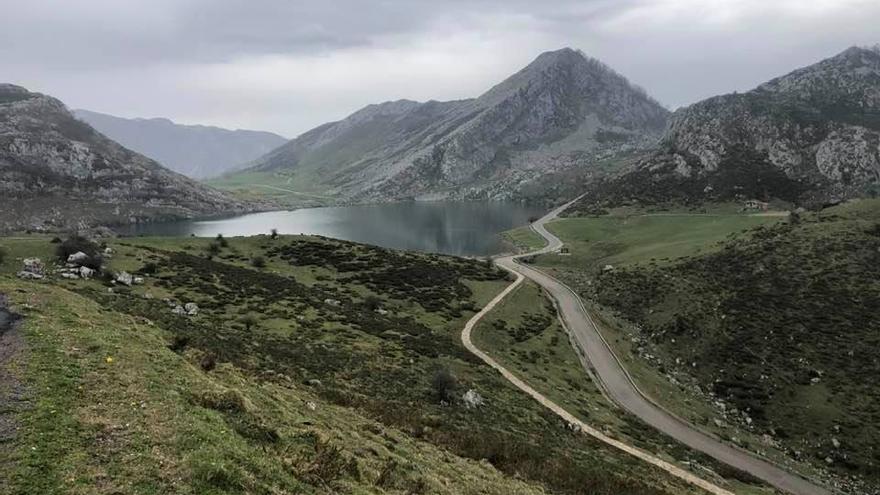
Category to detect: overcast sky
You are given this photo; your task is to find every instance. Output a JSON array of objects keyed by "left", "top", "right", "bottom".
[{"left": 3, "top": 0, "right": 878, "bottom": 137}]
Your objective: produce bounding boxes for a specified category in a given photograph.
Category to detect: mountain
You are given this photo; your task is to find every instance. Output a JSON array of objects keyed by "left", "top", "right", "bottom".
[
  {"left": 239, "top": 48, "right": 670, "bottom": 202},
  {"left": 0, "top": 84, "right": 249, "bottom": 231},
  {"left": 73, "top": 109, "right": 287, "bottom": 179},
  {"left": 579, "top": 45, "right": 880, "bottom": 209}
]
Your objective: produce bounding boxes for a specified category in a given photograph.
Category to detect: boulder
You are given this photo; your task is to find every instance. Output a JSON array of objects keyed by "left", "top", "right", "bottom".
[
  {"left": 133, "top": 276, "right": 144, "bottom": 285},
  {"left": 184, "top": 303, "right": 199, "bottom": 316},
  {"left": 79, "top": 266, "right": 95, "bottom": 279},
  {"left": 17, "top": 271, "right": 44, "bottom": 280},
  {"left": 171, "top": 305, "right": 187, "bottom": 316},
  {"left": 115, "top": 271, "right": 133, "bottom": 286},
  {"left": 22, "top": 258, "right": 44, "bottom": 275},
  {"left": 67, "top": 251, "right": 89, "bottom": 265},
  {"left": 462, "top": 389, "right": 485, "bottom": 409}
]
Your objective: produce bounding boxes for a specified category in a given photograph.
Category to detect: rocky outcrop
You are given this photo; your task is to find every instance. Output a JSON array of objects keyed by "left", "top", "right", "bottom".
[
  {"left": 0, "top": 84, "right": 252, "bottom": 231},
  {"left": 587, "top": 45, "right": 880, "bottom": 208},
  {"left": 243, "top": 48, "right": 670, "bottom": 202}
]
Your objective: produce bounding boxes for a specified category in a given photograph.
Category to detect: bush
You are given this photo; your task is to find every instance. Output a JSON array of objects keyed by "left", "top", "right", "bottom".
[
  {"left": 0, "top": 246, "right": 6, "bottom": 265},
  {"left": 251, "top": 256, "right": 266, "bottom": 268},
  {"left": 215, "top": 234, "right": 228, "bottom": 248},
  {"left": 206, "top": 242, "right": 222, "bottom": 257},
  {"left": 431, "top": 368, "right": 458, "bottom": 403},
  {"left": 270, "top": 228, "right": 279, "bottom": 240},
  {"left": 56, "top": 235, "right": 103, "bottom": 270}
]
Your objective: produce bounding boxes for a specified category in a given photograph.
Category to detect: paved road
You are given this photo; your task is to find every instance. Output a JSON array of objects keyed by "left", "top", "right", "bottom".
[{"left": 493, "top": 199, "right": 832, "bottom": 495}]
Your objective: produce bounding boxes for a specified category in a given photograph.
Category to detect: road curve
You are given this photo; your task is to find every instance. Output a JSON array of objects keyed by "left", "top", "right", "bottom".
[{"left": 489, "top": 198, "right": 832, "bottom": 495}]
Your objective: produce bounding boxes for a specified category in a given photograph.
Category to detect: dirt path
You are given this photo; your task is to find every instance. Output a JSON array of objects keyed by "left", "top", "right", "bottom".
[
  {"left": 463, "top": 197, "right": 833, "bottom": 495},
  {"left": 461, "top": 271, "right": 735, "bottom": 495},
  {"left": 0, "top": 294, "right": 27, "bottom": 450}
]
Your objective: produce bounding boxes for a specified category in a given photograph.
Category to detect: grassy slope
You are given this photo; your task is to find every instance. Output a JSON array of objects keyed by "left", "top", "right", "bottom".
[
  {"left": 470, "top": 281, "right": 775, "bottom": 495},
  {"left": 0, "top": 234, "right": 700, "bottom": 495},
  {"left": 206, "top": 171, "right": 336, "bottom": 208},
  {"left": 529, "top": 203, "right": 879, "bottom": 493},
  {"left": 534, "top": 214, "right": 782, "bottom": 270},
  {"left": 501, "top": 225, "right": 547, "bottom": 253}
]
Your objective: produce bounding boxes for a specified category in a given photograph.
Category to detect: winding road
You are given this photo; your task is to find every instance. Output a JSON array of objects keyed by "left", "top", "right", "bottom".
[{"left": 463, "top": 197, "right": 833, "bottom": 495}]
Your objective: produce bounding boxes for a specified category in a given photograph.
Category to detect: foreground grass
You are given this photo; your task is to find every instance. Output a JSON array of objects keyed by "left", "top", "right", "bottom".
[{"left": 0, "top": 234, "right": 701, "bottom": 495}]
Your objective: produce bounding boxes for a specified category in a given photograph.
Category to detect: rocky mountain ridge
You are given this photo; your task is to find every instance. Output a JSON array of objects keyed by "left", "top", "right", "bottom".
[
  {"left": 73, "top": 109, "right": 287, "bottom": 179},
  {"left": 244, "top": 48, "right": 671, "bottom": 202},
  {"left": 580, "top": 45, "right": 880, "bottom": 208},
  {"left": 0, "top": 84, "right": 250, "bottom": 231}
]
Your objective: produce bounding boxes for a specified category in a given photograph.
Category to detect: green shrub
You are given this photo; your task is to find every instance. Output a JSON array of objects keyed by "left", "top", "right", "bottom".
[
  {"left": 56, "top": 235, "right": 103, "bottom": 270},
  {"left": 251, "top": 256, "right": 266, "bottom": 268},
  {"left": 430, "top": 368, "right": 458, "bottom": 403}
]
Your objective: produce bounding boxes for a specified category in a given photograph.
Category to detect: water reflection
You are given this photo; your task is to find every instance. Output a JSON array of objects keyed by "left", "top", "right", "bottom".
[{"left": 120, "top": 201, "right": 545, "bottom": 256}]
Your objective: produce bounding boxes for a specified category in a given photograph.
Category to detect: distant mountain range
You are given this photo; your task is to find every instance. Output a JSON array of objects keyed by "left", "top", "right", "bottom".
[
  {"left": 3, "top": 44, "right": 879, "bottom": 231},
  {"left": 575, "top": 45, "right": 880, "bottom": 210},
  {"left": 74, "top": 109, "right": 287, "bottom": 179},
  {"left": 0, "top": 84, "right": 249, "bottom": 231},
  {"left": 238, "top": 48, "right": 670, "bottom": 202}
]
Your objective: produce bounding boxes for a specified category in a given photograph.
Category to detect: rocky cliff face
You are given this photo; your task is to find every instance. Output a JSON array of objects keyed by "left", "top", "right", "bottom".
[
  {"left": 74, "top": 109, "right": 287, "bottom": 179},
  {"left": 246, "top": 48, "right": 670, "bottom": 201},
  {"left": 592, "top": 46, "right": 880, "bottom": 207},
  {"left": 0, "top": 84, "right": 249, "bottom": 231}
]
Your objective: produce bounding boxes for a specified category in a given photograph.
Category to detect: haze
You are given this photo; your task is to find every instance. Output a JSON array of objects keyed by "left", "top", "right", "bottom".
[{"left": 3, "top": 0, "right": 878, "bottom": 136}]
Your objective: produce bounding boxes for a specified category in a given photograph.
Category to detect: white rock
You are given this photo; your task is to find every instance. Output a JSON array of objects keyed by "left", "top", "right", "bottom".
[
  {"left": 17, "top": 271, "right": 44, "bottom": 280},
  {"left": 832, "top": 437, "right": 840, "bottom": 448},
  {"left": 306, "top": 401, "right": 317, "bottom": 411},
  {"left": 115, "top": 271, "right": 133, "bottom": 286},
  {"left": 462, "top": 389, "right": 485, "bottom": 409},
  {"left": 79, "top": 266, "right": 95, "bottom": 279},
  {"left": 22, "top": 258, "right": 44, "bottom": 274},
  {"left": 171, "top": 305, "right": 186, "bottom": 316},
  {"left": 67, "top": 251, "right": 89, "bottom": 265},
  {"left": 133, "top": 276, "right": 144, "bottom": 285},
  {"left": 184, "top": 303, "right": 199, "bottom": 316}
]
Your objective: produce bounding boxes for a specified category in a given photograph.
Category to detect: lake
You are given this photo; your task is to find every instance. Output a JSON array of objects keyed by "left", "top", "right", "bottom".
[{"left": 120, "top": 201, "right": 546, "bottom": 256}]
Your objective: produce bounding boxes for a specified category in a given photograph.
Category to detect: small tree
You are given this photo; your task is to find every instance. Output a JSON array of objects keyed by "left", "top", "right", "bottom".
[
  {"left": 240, "top": 313, "right": 258, "bottom": 331},
  {"left": 270, "top": 228, "right": 279, "bottom": 240},
  {"left": 431, "top": 367, "right": 458, "bottom": 403},
  {"left": 364, "top": 295, "right": 382, "bottom": 311},
  {"left": 215, "top": 234, "right": 228, "bottom": 248},
  {"left": 206, "top": 242, "right": 222, "bottom": 257}
]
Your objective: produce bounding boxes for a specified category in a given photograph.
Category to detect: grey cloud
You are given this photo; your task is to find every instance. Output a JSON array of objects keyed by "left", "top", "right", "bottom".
[{"left": 2, "top": 0, "right": 877, "bottom": 136}]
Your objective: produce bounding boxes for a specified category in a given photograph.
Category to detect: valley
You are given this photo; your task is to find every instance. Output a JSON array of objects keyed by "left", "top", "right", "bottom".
[
  {"left": 1, "top": 7, "right": 878, "bottom": 493},
  {"left": 0, "top": 232, "right": 754, "bottom": 495}
]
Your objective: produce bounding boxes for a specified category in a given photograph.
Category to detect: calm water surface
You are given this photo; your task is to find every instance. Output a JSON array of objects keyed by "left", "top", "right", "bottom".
[{"left": 122, "top": 201, "right": 546, "bottom": 256}]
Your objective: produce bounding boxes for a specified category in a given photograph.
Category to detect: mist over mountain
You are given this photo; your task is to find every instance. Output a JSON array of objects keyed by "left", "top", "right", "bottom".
[
  {"left": 243, "top": 48, "right": 670, "bottom": 202},
  {"left": 74, "top": 109, "right": 287, "bottom": 179},
  {"left": 0, "top": 84, "right": 249, "bottom": 231}
]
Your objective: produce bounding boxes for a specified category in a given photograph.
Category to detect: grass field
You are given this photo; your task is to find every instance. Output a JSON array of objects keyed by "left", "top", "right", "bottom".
[
  {"left": 533, "top": 213, "right": 783, "bottom": 271},
  {"left": 0, "top": 233, "right": 713, "bottom": 495},
  {"left": 528, "top": 203, "right": 879, "bottom": 493},
  {"left": 501, "top": 225, "right": 546, "bottom": 253},
  {"left": 206, "top": 171, "right": 337, "bottom": 208}
]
